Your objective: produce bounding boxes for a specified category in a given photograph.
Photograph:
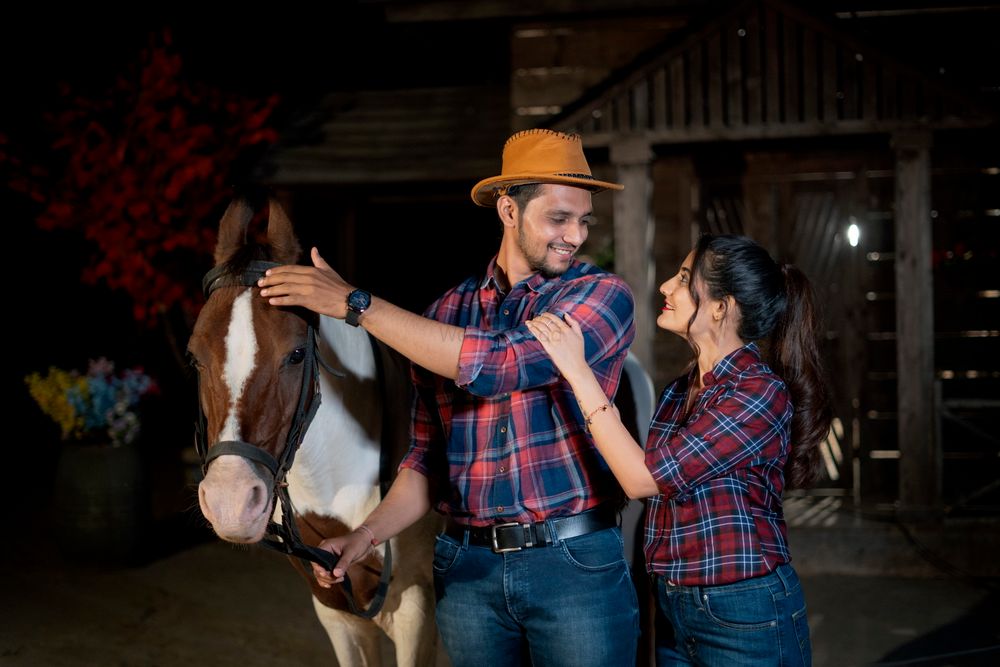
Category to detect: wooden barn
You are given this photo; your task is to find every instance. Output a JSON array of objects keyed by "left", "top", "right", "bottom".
[{"left": 260, "top": 0, "right": 999, "bottom": 523}]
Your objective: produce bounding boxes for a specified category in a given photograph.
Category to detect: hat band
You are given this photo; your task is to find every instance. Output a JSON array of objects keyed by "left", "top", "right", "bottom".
[{"left": 495, "top": 172, "right": 604, "bottom": 197}]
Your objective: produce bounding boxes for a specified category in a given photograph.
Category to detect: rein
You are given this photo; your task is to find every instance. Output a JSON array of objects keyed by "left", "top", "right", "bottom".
[{"left": 195, "top": 259, "right": 391, "bottom": 619}]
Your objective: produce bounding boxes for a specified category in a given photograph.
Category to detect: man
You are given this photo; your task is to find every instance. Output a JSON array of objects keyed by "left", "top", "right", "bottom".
[{"left": 258, "top": 129, "right": 639, "bottom": 666}]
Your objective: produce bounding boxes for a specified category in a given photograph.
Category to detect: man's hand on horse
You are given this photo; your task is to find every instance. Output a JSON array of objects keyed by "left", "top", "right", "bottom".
[
  {"left": 311, "top": 530, "right": 375, "bottom": 587},
  {"left": 258, "top": 247, "right": 351, "bottom": 319}
]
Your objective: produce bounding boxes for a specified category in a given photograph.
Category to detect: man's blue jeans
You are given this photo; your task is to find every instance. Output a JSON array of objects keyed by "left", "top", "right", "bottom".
[
  {"left": 433, "top": 526, "right": 639, "bottom": 667},
  {"left": 653, "top": 563, "right": 812, "bottom": 666}
]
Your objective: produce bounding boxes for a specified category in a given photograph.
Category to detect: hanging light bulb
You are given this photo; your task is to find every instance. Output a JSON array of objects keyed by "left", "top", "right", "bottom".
[{"left": 847, "top": 219, "right": 861, "bottom": 247}]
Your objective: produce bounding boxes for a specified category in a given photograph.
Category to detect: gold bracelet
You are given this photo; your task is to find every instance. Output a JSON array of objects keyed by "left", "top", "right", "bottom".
[{"left": 584, "top": 403, "right": 611, "bottom": 433}]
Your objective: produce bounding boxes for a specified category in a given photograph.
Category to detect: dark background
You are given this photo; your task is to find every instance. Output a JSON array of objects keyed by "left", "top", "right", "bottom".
[
  {"left": 1, "top": 9, "right": 511, "bottom": 536},
  {"left": 3, "top": 1, "right": 999, "bottom": 550}
]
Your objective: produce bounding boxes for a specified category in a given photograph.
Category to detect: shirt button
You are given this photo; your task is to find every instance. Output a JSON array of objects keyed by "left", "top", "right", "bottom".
[
  {"left": 503, "top": 309, "right": 510, "bottom": 315},
  {"left": 497, "top": 506, "right": 504, "bottom": 512},
  {"left": 500, "top": 426, "right": 507, "bottom": 433},
  {"left": 498, "top": 466, "right": 506, "bottom": 473}
]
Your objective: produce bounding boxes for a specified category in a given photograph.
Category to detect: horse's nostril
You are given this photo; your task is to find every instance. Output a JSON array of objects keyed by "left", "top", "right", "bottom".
[{"left": 249, "top": 481, "right": 268, "bottom": 516}]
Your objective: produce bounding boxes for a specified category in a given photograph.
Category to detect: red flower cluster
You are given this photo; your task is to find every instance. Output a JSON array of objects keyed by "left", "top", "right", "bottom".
[{"left": 5, "top": 30, "right": 279, "bottom": 325}]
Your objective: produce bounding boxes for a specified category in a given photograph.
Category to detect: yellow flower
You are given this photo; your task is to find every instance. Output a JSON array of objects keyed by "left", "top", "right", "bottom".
[
  {"left": 25, "top": 360, "right": 156, "bottom": 445},
  {"left": 25, "top": 368, "right": 87, "bottom": 440}
]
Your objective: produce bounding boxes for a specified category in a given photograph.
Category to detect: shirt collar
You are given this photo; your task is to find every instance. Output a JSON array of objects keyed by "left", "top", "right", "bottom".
[
  {"left": 480, "top": 256, "right": 578, "bottom": 294},
  {"left": 700, "top": 342, "right": 762, "bottom": 387}
]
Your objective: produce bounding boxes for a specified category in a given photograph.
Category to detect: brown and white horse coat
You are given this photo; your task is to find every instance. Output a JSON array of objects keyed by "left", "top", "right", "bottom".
[{"left": 191, "top": 200, "right": 441, "bottom": 666}]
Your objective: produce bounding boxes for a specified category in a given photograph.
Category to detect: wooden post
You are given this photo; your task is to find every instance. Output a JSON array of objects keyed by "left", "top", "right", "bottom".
[
  {"left": 651, "top": 157, "right": 699, "bottom": 390},
  {"left": 892, "top": 130, "right": 940, "bottom": 517},
  {"left": 611, "top": 136, "right": 656, "bottom": 372}
]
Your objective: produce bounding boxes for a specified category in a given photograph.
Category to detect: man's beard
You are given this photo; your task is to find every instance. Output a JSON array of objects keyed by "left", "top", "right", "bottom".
[{"left": 517, "top": 221, "right": 572, "bottom": 278}]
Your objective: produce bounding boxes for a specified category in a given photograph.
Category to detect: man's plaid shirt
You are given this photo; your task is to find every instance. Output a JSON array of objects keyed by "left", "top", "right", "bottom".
[{"left": 400, "top": 257, "right": 635, "bottom": 526}]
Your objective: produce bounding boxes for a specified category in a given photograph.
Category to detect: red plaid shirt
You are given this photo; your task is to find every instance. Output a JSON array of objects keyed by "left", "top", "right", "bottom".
[
  {"left": 399, "top": 257, "right": 635, "bottom": 526},
  {"left": 643, "top": 343, "right": 793, "bottom": 585}
]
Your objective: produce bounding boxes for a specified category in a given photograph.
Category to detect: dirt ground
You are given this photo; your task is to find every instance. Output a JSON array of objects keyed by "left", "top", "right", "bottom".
[
  {"left": 1, "top": 531, "right": 333, "bottom": 667},
  {"left": 3, "top": 511, "right": 997, "bottom": 667}
]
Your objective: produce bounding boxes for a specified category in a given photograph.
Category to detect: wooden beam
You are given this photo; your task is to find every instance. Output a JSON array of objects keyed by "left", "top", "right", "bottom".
[
  {"left": 725, "top": 19, "right": 744, "bottom": 127},
  {"left": 744, "top": 7, "right": 763, "bottom": 126},
  {"left": 783, "top": 15, "right": 801, "bottom": 123},
  {"left": 652, "top": 67, "right": 668, "bottom": 130},
  {"left": 892, "top": 129, "right": 940, "bottom": 517},
  {"left": 707, "top": 30, "right": 724, "bottom": 128},
  {"left": 802, "top": 24, "right": 818, "bottom": 122},
  {"left": 611, "top": 137, "right": 657, "bottom": 371},
  {"left": 573, "top": 116, "right": 994, "bottom": 148},
  {"left": 689, "top": 45, "right": 706, "bottom": 128},
  {"left": 764, "top": 5, "right": 781, "bottom": 124},
  {"left": 670, "top": 56, "right": 686, "bottom": 128},
  {"left": 651, "top": 156, "right": 698, "bottom": 389}
]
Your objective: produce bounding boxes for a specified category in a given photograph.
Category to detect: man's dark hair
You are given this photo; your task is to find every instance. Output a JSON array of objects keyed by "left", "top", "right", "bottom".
[{"left": 505, "top": 183, "right": 544, "bottom": 211}]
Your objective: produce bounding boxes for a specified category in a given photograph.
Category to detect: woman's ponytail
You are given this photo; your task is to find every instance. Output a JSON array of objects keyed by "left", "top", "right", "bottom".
[
  {"left": 690, "top": 236, "right": 832, "bottom": 489},
  {"left": 769, "top": 264, "right": 832, "bottom": 489}
]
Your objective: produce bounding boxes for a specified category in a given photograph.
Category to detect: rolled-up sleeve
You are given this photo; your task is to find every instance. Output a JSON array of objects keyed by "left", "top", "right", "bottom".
[
  {"left": 399, "top": 365, "right": 446, "bottom": 479},
  {"left": 457, "top": 274, "right": 635, "bottom": 397}
]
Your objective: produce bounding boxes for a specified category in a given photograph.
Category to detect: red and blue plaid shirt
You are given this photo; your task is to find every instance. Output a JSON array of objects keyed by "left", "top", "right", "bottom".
[
  {"left": 643, "top": 343, "right": 793, "bottom": 585},
  {"left": 400, "top": 257, "right": 635, "bottom": 526}
]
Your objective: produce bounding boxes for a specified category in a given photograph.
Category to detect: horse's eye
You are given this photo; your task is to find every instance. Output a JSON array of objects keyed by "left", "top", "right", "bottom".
[{"left": 288, "top": 347, "right": 306, "bottom": 365}]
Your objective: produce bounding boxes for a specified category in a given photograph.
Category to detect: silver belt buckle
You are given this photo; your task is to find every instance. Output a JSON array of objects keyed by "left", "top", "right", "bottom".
[{"left": 491, "top": 522, "right": 522, "bottom": 553}]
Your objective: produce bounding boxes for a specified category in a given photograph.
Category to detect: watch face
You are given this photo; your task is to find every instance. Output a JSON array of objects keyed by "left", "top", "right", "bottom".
[{"left": 348, "top": 289, "right": 371, "bottom": 311}]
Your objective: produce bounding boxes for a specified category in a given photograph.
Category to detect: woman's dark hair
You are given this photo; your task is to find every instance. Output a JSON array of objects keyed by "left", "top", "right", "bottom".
[{"left": 687, "top": 234, "right": 831, "bottom": 488}]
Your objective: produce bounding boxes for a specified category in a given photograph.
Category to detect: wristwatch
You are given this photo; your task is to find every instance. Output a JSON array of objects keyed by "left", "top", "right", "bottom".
[{"left": 346, "top": 288, "right": 372, "bottom": 327}]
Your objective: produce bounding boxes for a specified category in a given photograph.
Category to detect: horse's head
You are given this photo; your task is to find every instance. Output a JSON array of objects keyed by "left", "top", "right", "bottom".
[{"left": 190, "top": 199, "right": 314, "bottom": 543}]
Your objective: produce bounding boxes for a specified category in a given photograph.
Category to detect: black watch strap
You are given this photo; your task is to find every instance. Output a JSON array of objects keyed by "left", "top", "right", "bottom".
[{"left": 346, "top": 289, "right": 371, "bottom": 327}]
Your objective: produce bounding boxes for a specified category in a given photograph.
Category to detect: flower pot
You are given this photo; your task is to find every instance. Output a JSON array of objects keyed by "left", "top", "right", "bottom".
[{"left": 51, "top": 443, "right": 150, "bottom": 565}]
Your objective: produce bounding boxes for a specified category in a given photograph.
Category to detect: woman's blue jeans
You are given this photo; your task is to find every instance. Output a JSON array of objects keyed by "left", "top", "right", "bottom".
[
  {"left": 653, "top": 563, "right": 812, "bottom": 666},
  {"left": 433, "top": 526, "right": 639, "bottom": 667}
]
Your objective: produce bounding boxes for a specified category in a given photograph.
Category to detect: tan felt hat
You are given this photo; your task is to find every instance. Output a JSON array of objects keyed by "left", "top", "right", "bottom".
[{"left": 471, "top": 129, "right": 624, "bottom": 207}]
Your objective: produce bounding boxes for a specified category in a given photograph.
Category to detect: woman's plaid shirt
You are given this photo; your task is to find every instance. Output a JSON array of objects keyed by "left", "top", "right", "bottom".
[{"left": 643, "top": 343, "right": 794, "bottom": 585}]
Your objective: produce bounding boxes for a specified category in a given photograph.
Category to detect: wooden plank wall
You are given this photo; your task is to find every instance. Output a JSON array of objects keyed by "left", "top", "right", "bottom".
[{"left": 572, "top": 1, "right": 964, "bottom": 138}]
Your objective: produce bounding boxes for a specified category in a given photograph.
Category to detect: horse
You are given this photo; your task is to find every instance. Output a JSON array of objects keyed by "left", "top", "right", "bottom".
[{"left": 190, "top": 198, "right": 442, "bottom": 666}]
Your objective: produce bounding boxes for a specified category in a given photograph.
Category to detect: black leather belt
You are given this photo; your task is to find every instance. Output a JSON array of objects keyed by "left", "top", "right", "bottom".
[{"left": 444, "top": 506, "right": 617, "bottom": 553}]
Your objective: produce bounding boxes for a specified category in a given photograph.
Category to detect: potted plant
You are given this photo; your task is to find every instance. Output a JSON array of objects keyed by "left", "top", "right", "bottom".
[{"left": 25, "top": 358, "right": 158, "bottom": 564}]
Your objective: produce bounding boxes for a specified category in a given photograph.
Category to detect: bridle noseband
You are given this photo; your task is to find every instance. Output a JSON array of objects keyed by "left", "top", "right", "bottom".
[{"left": 195, "top": 259, "right": 391, "bottom": 619}]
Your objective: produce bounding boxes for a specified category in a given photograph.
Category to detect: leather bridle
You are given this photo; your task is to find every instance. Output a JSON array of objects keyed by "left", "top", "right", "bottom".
[{"left": 194, "top": 259, "right": 391, "bottom": 619}]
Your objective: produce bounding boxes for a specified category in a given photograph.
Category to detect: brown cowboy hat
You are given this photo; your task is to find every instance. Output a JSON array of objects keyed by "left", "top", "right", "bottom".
[{"left": 470, "top": 129, "right": 624, "bottom": 207}]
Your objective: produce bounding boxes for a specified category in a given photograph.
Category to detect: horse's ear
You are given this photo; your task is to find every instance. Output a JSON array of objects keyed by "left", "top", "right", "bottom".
[
  {"left": 215, "top": 199, "right": 255, "bottom": 265},
  {"left": 267, "top": 198, "right": 302, "bottom": 264}
]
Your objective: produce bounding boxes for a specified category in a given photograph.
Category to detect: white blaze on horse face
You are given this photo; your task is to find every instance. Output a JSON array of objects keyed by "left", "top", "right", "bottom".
[{"left": 219, "top": 290, "right": 258, "bottom": 442}]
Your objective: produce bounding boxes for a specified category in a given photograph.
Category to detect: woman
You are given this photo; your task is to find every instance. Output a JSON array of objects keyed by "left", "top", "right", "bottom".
[{"left": 526, "top": 234, "right": 830, "bottom": 666}]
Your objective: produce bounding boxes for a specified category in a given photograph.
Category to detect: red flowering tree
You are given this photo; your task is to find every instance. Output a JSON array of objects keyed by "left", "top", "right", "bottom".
[{"left": 4, "top": 31, "right": 279, "bottom": 327}]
